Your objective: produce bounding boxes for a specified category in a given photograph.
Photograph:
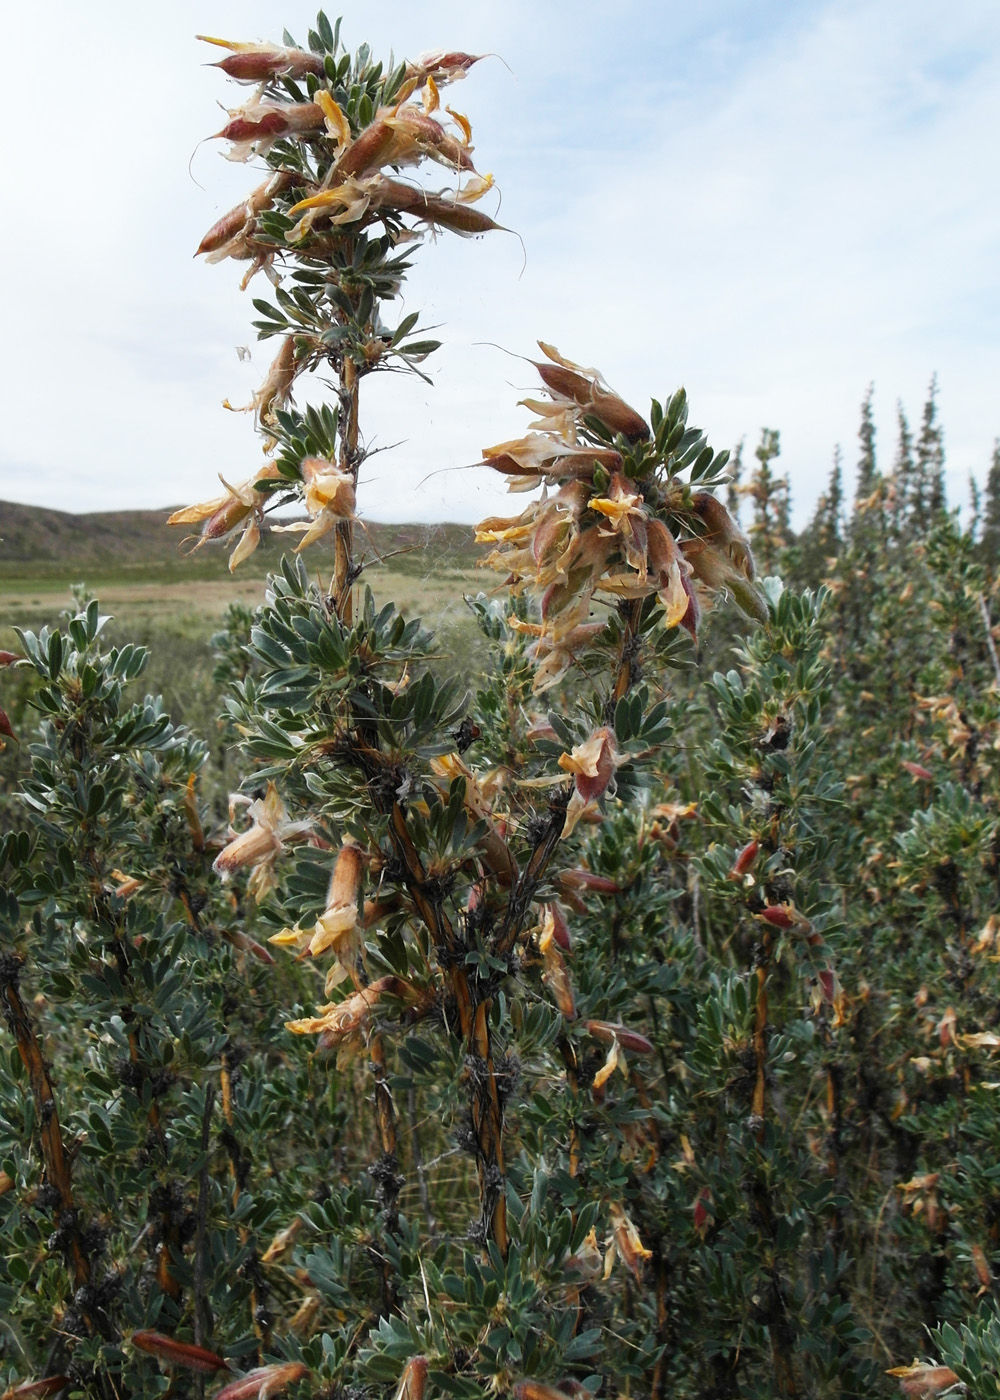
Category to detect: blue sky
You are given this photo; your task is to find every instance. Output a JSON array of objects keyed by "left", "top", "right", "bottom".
[{"left": 2, "top": 0, "right": 998, "bottom": 526}]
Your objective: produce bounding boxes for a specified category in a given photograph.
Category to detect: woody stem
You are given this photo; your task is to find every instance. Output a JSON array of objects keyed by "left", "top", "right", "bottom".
[
  {"left": 0, "top": 961, "right": 94, "bottom": 1300},
  {"left": 332, "top": 354, "right": 360, "bottom": 623}
]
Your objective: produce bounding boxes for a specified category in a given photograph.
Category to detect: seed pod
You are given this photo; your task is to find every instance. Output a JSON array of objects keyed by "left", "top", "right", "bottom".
[
  {"left": 555, "top": 868, "right": 621, "bottom": 894},
  {"left": 215, "top": 49, "right": 323, "bottom": 82},
  {"left": 405, "top": 50, "right": 483, "bottom": 84},
  {"left": 693, "top": 1186, "right": 713, "bottom": 1236},
  {"left": 728, "top": 839, "right": 759, "bottom": 880},
  {"left": 759, "top": 905, "right": 792, "bottom": 927},
  {"left": 220, "top": 928, "right": 275, "bottom": 965},
  {"left": 885, "top": 1364, "right": 960, "bottom": 1396},
  {"left": 5, "top": 1380, "right": 73, "bottom": 1398},
  {"left": 131, "top": 1331, "right": 228, "bottom": 1373},
  {"left": 395, "top": 1356, "right": 428, "bottom": 1400},
  {"left": 197, "top": 35, "right": 324, "bottom": 82},
  {"left": 218, "top": 111, "right": 293, "bottom": 143},
  {"left": 546, "top": 901, "right": 571, "bottom": 951},
  {"left": 513, "top": 1385, "right": 575, "bottom": 1400},
  {"left": 195, "top": 173, "right": 293, "bottom": 258},
  {"left": 585, "top": 1020, "right": 654, "bottom": 1055},
  {"left": 213, "top": 1362, "right": 310, "bottom": 1400},
  {"left": 335, "top": 119, "right": 396, "bottom": 179}
]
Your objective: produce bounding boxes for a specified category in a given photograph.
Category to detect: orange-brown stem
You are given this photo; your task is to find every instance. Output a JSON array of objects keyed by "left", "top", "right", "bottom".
[
  {"left": 1, "top": 967, "right": 92, "bottom": 1297},
  {"left": 332, "top": 355, "right": 359, "bottom": 622}
]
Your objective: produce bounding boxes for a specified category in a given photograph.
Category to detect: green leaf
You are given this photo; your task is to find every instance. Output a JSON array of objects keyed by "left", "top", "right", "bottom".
[{"left": 316, "top": 10, "right": 334, "bottom": 49}]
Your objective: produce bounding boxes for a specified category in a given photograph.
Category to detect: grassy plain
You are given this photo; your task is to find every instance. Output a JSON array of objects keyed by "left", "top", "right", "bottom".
[
  {"left": 1, "top": 502, "right": 490, "bottom": 791},
  {"left": 2, "top": 501, "right": 483, "bottom": 639}
]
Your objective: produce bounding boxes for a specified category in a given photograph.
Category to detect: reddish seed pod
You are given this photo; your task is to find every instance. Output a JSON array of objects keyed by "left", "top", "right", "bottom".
[
  {"left": 131, "top": 1331, "right": 228, "bottom": 1373},
  {"left": 213, "top": 1362, "right": 309, "bottom": 1400},
  {"left": 900, "top": 760, "right": 934, "bottom": 781},
  {"left": 548, "top": 901, "right": 571, "bottom": 951},
  {"left": 395, "top": 1356, "right": 428, "bottom": 1400},
  {"left": 218, "top": 111, "right": 291, "bottom": 143},
  {"left": 5, "top": 1379, "right": 72, "bottom": 1398},
  {"left": 410, "top": 198, "right": 502, "bottom": 235},
  {"left": 758, "top": 905, "right": 795, "bottom": 929},
  {"left": 728, "top": 839, "right": 759, "bottom": 881},
  {"left": 221, "top": 929, "right": 275, "bottom": 965},
  {"left": 196, "top": 203, "right": 248, "bottom": 257},
  {"left": 513, "top": 1384, "right": 574, "bottom": 1400},
  {"left": 556, "top": 868, "right": 621, "bottom": 894},
  {"left": 409, "top": 50, "right": 482, "bottom": 78},
  {"left": 585, "top": 1020, "right": 655, "bottom": 1055},
  {"left": 679, "top": 570, "right": 700, "bottom": 639},
  {"left": 335, "top": 119, "right": 395, "bottom": 178},
  {"left": 216, "top": 49, "right": 324, "bottom": 81}
]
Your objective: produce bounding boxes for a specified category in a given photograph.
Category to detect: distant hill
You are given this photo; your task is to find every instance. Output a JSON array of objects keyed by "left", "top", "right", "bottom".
[{"left": 0, "top": 501, "right": 477, "bottom": 579}]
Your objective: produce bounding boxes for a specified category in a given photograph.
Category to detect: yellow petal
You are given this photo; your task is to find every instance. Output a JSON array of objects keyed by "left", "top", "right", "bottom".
[{"left": 315, "top": 90, "right": 351, "bottom": 146}]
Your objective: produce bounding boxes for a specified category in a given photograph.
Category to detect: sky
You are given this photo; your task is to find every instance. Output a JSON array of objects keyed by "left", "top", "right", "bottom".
[{"left": 2, "top": 0, "right": 999, "bottom": 527}]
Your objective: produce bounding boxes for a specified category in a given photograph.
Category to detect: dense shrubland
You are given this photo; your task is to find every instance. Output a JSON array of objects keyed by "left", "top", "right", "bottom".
[{"left": 3, "top": 14, "right": 1000, "bottom": 1400}]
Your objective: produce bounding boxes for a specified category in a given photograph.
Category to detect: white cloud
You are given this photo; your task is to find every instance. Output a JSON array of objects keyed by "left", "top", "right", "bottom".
[{"left": 1, "top": 0, "right": 997, "bottom": 526}]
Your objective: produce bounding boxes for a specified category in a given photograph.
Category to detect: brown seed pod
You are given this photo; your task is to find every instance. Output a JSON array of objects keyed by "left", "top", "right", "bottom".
[{"left": 131, "top": 1331, "right": 228, "bottom": 1373}]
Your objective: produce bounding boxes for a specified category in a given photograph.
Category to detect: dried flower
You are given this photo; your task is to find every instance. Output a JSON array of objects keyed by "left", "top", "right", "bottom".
[
  {"left": 273, "top": 456, "right": 356, "bottom": 551},
  {"left": 285, "top": 975, "right": 425, "bottom": 1056},
  {"left": 429, "top": 752, "right": 514, "bottom": 883},
  {"left": 606, "top": 1202, "right": 652, "bottom": 1281},
  {"left": 563, "top": 1227, "right": 603, "bottom": 1283},
  {"left": 538, "top": 911, "right": 576, "bottom": 1017},
  {"left": 592, "top": 1034, "right": 625, "bottom": 1089},
  {"left": 271, "top": 842, "right": 365, "bottom": 989},
  {"left": 559, "top": 727, "right": 624, "bottom": 837},
  {"left": 167, "top": 461, "right": 282, "bottom": 570},
  {"left": 533, "top": 342, "right": 649, "bottom": 442},
  {"left": 227, "top": 336, "right": 299, "bottom": 426},
  {"left": 213, "top": 783, "right": 312, "bottom": 901}
]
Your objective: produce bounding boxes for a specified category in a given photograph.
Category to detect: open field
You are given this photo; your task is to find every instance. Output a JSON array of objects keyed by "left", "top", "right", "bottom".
[
  {"left": 0, "top": 502, "right": 491, "bottom": 799},
  {"left": 1, "top": 499, "right": 484, "bottom": 639},
  {"left": 2, "top": 565, "right": 483, "bottom": 633}
]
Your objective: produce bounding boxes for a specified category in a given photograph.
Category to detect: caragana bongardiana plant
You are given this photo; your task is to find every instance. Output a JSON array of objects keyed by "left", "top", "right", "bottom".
[{"left": 157, "top": 13, "right": 784, "bottom": 1399}]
